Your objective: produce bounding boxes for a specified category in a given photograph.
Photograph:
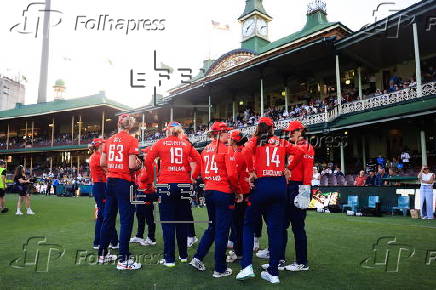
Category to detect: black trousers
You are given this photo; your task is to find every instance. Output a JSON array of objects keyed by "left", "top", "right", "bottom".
[
  {"left": 231, "top": 201, "right": 247, "bottom": 256},
  {"left": 283, "top": 181, "right": 308, "bottom": 265},
  {"left": 135, "top": 203, "right": 156, "bottom": 241}
]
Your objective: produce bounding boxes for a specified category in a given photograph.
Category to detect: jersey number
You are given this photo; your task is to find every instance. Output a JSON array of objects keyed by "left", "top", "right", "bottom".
[
  {"left": 204, "top": 155, "right": 218, "bottom": 174},
  {"left": 108, "top": 145, "right": 124, "bottom": 162},
  {"left": 265, "top": 147, "right": 280, "bottom": 167},
  {"left": 170, "top": 147, "right": 183, "bottom": 164}
]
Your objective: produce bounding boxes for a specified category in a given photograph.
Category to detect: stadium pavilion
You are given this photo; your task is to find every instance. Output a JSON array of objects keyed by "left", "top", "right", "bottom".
[
  {"left": 128, "top": 0, "right": 436, "bottom": 174},
  {"left": 0, "top": 91, "right": 130, "bottom": 177}
]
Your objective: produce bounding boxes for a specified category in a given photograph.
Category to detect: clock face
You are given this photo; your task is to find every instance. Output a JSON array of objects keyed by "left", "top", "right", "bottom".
[
  {"left": 242, "top": 19, "right": 255, "bottom": 37},
  {"left": 257, "top": 19, "right": 268, "bottom": 36}
]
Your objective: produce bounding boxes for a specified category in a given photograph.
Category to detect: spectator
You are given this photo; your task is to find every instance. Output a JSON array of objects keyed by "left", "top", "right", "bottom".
[
  {"left": 312, "top": 167, "right": 320, "bottom": 186},
  {"left": 387, "top": 168, "right": 400, "bottom": 186},
  {"left": 376, "top": 154, "right": 386, "bottom": 168},
  {"left": 387, "top": 157, "right": 399, "bottom": 170},
  {"left": 418, "top": 166, "right": 435, "bottom": 220},
  {"left": 354, "top": 170, "right": 366, "bottom": 186},
  {"left": 401, "top": 150, "right": 411, "bottom": 169},
  {"left": 334, "top": 167, "right": 344, "bottom": 177},
  {"left": 375, "top": 168, "right": 388, "bottom": 186},
  {"left": 365, "top": 171, "right": 376, "bottom": 186},
  {"left": 53, "top": 178, "right": 60, "bottom": 195},
  {"left": 321, "top": 167, "right": 332, "bottom": 176}
]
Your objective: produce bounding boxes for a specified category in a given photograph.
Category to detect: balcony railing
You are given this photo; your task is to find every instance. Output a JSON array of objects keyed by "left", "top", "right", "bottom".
[{"left": 112, "top": 81, "right": 434, "bottom": 147}]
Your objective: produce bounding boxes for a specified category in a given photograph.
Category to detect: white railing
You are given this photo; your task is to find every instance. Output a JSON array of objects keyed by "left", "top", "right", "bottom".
[
  {"left": 341, "top": 82, "right": 436, "bottom": 114},
  {"left": 142, "top": 82, "right": 435, "bottom": 147}
]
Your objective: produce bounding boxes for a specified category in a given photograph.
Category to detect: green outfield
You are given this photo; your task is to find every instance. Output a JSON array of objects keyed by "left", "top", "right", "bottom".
[{"left": 0, "top": 195, "right": 435, "bottom": 290}]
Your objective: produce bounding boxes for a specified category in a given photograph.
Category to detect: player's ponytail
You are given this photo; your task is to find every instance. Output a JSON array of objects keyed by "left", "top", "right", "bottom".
[
  {"left": 166, "top": 126, "right": 185, "bottom": 139},
  {"left": 255, "top": 122, "right": 273, "bottom": 146},
  {"left": 118, "top": 114, "right": 136, "bottom": 130}
]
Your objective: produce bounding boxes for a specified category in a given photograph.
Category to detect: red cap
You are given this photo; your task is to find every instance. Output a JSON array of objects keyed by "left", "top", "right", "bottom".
[
  {"left": 91, "top": 138, "right": 105, "bottom": 147},
  {"left": 141, "top": 147, "right": 151, "bottom": 154},
  {"left": 209, "top": 122, "right": 232, "bottom": 132},
  {"left": 230, "top": 130, "right": 243, "bottom": 142},
  {"left": 283, "top": 121, "right": 305, "bottom": 132},
  {"left": 258, "top": 117, "right": 274, "bottom": 127}
]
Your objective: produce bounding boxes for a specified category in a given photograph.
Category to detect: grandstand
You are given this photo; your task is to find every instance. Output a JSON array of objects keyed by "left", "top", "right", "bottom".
[
  {"left": 127, "top": 0, "right": 436, "bottom": 175},
  {"left": 0, "top": 92, "right": 130, "bottom": 177}
]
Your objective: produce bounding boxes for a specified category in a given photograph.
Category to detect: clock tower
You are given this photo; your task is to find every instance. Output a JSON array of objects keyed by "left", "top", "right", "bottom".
[{"left": 238, "top": 0, "right": 272, "bottom": 53}]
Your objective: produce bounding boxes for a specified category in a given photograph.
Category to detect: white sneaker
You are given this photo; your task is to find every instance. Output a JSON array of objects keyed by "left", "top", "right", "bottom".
[
  {"left": 227, "top": 240, "right": 234, "bottom": 249},
  {"left": 109, "top": 243, "right": 119, "bottom": 249},
  {"left": 236, "top": 264, "right": 255, "bottom": 280},
  {"left": 213, "top": 268, "right": 232, "bottom": 278},
  {"left": 226, "top": 251, "right": 242, "bottom": 263},
  {"left": 16, "top": 210, "right": 23, "bottom": 215},
  {"left": 187, "top": 236, "right": 199, "bottom": 248},
  {"left": 129, "top": 237, "right": 144, "bottom": 244},
  {"left": 253, "top": 237, "right": 260, "bottom": 251},
  {"left": 261, "top": 260, "right": 286, "bottom": 271},
  {"left": 189, "top": 257, "right": 206, "bottom": 271},
  {"left": 159, "top": 259, "right": 175, "bottom": 267},
  {"left": 179, "top": 256, "right": 188, "bottom": 263},
  {"left": 98, "top": 254, "right": 118, "bottom": 264},
  {"left": 256, "top": 248, "right": 270, "bottom": 259},
  {"left": 117, "top": 259, "right": 142, "bottom": 270},
  {"left": 26, "top": 208, "right": 35, "bottom": 215},
  {"left": 93, "top": 245, "right": 99, "bottom": 250},
  {"left": 284, "top": 263, "right": 309, "bottom": 272},
  {"left": 261, "top": 271, "right": 280, "bottom": 284},
  {"left": 143, "top": 237, "right": 156, "bottom": 246}
]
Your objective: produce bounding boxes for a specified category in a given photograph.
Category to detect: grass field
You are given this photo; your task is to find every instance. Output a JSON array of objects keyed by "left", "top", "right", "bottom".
[{"left": 0, "top": 195, "right": 436, "bottom": 290}]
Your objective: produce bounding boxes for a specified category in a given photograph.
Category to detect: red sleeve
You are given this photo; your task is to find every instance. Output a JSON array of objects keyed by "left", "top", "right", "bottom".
[
  {"left": 102, "top": 142, "right": 108, "bottom": 154},
  {"left": 224, "top": 146, "right": 239, "bottom": 193},
  {"left": 129, "top": 138, "right": 140, "bottom": 155},
  {"left": 189, "top": 145, "right": 202, "bottom": 180},
  {"left": 226, "top": 148, "right": 239, "bottom": 193},
  {"left": 287, "top": 142, "right": 304, "bottom": 171},
  {"left": 303, "top": 146, "right": 315, "bottom": 185},
  {"left": 242, "top": 137, "right": 257, "bottom": 173},
  {"left": 139, "top": 168, "right": 148, "bottom": 183},
  {"left": 144, "top": 141, "right": 160, "bottom": 184}
]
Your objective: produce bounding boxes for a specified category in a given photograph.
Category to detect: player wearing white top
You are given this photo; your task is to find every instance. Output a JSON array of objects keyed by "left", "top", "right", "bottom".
[{"left": 418, "top": 166, "right": 435, "bottom": 220}]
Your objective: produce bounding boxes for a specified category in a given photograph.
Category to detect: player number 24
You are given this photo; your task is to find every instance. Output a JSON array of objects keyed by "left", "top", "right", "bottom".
[{"left": 203, "top": 155, "right": 218, "bottom": 174}]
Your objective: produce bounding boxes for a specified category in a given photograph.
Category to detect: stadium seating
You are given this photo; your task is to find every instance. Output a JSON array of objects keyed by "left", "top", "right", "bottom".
[
  {"left": 391, "top": 196, "right": 410, "bottom": 216},
  {"left": 368, "top": 196, "right": 380, "bottom": 208},
  {"left": 342, "top": 195, "right": 359, "bottom": 213}
]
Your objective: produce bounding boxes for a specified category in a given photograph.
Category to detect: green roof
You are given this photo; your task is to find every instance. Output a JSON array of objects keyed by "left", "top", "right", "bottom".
[
  {"left": 0, "top": 144, "right": 89, "bottom": 154},
  {"left": 239, "top": 0, "right": 271, "bottom": 20},
  {"left": 258, "top": 11, "right": 341, "bottom": 54},
  {"left": 0, "top": 93, "right": 131, "bottom": 120}
]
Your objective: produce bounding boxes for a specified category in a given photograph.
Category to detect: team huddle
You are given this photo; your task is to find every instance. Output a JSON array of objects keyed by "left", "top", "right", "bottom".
[{"left": 88, "top": 114, "right": 314, "bottom": 284}]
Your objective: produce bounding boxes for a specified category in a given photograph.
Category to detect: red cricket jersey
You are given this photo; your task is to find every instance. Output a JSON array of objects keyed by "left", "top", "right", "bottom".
[
  {"left": 145, "top": 136, "right": 201, "bottom": 184},
  {"left": 89, "top": 151, "right": 106, "bottom": 183},
  {"left": 135, "top": 167, "right": 155, "bottom": 193},
  {"left": 103, "top": 131, "right": 139, "bottom": 182},
  {"left": 243, "top": 136, "right": 303, "bottom": 178},
  {"left": 201, "top": 140, "right": 238, "bottom": 194},
  {"left": 289, "top": 141, "right": 315, "bottom": 185},
  {"left": 228, "top": 146, "right": 250, "bottom": 195}
]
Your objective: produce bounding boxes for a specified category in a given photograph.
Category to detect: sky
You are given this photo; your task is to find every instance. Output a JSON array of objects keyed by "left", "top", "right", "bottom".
[{"left": 0, "top": 0, "right": 420, "bottom": 109}]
